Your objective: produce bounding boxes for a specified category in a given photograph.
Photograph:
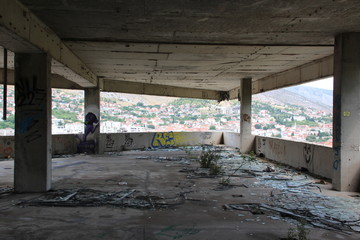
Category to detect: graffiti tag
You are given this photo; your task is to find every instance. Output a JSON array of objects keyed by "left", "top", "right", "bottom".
[
  {"left": 16, "top": 76, "right": 46, "bottom": 107},
  {"left": 105, "top": 134, "right": 115, "bottom": 149},
  {"left": 303, "top": 144, "right": 314, "bottom": 164},
  {"left": 124, "top": 133, "right": 134, "bottom": 147},
  {"left": 151, "top": 132, "right": 175, "bottom": 148}
]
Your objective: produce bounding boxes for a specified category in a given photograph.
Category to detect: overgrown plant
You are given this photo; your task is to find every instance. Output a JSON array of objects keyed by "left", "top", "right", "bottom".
[
  {"left": 286, "top": 221, "right": 310, "bottom": 240},
  {"left": 297, "top": 221, "right": 310, "bottom": 240},
  {"left": 199, "top": 146, "right": 222, "bottom": 175},
  {"left": 209, "top": 163, "right": 221, "bottom": 175},
  {"left": 199, "top": 146, "right": 221, "bottom": 168}
]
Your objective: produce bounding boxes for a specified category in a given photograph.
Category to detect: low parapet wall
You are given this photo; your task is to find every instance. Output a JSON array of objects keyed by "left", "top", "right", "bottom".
[
  {"left": 100, "top": 131, "right": 223, "bottom": 152},
  {"left": 255, "top": 136, "right": 334, "bottom": 179},
  {"left": 223, "top": 132, "right": 240, "bottom": 149},
  {"left": 0, "top": 132, "right": 334, "bottom": 180},
  {"left": 0, "top": 131, "right": 223, "bottom": 158}
]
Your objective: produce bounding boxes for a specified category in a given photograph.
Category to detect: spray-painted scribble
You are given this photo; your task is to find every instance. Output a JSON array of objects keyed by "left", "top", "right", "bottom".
[
  {"left": 151, "top": 132, "right": 175, "bottom": 148},
  {"left": 16, "top": 76, "right": 46, "bottom": 144},
  {"left": 16, "top": 76, "right": 46, "bottom": 107},
  {"left": 124, "top": 133, "right": 134, "bottom": 147},
  {"left": 303, "top": 144, "right": 314, "bottom": 164},
  {"left": 105, "top": 134, "right": 115, "bottom": 149},
  {"left": 333, "top": 147, "right": 340, "bottom": 170}
]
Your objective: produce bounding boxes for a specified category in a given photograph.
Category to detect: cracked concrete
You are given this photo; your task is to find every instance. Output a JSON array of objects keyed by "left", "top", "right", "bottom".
[{"left": 0, "top": 146, "right": 359, "bottom": 239}]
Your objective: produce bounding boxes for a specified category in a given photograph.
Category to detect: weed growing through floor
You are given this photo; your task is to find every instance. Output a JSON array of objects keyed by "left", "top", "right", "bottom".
[
  {"left": 297, "top": 221, "right": 310, "bottom": 240},
  {"left": 199, "top": 146, "right": 221, "bottom": 168},
  {"left": 287, "top": 226, "right": 297, "bottom": 240},
  {"left": 285, "top": 221, "right": 310, "bottom": 240},
  {"left": 220, "top": 151, "right": 258, "bottom": 185},
  {"left": 220, "top": 177, "right": 231, "bottom": 186},
  {"left": 199, "top": 146, "right": 222, "bottom": 175},
  {"left": 209, "top": 163, "right": 222, "bottom": 175}
]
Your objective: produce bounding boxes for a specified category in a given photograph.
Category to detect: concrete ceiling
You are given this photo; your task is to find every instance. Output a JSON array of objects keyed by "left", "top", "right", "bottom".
[
  {"left": 67, "top": 42, "right": 332, "bottom": 91},
  {"left": 16, "top": 0, "right": 360, "bottom": 45},
  {"left": 5, "top": 0, "right": 360, "bottom": 96}
]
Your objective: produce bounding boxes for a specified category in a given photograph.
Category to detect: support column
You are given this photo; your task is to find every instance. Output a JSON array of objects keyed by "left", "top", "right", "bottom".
[
  {"left": 84, "top": 88, "right": 100, "bottom": 154},
  {"left": 333, "top": 33, "right": 360, "bottom": 191},
  {"left": 14, "top": 53, "right": 51, "bottom": 192},
  {"left": 240, "top": 78, "right": 255, "bottom": 153}
]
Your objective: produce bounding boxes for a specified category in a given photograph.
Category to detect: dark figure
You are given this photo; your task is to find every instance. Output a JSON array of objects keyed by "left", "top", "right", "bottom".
[
  {"left": 84, "top": 112, "right": 99, "bottom": 142},
  {"left": 77, "top": 112, "right": 99, "bottom": 153}
]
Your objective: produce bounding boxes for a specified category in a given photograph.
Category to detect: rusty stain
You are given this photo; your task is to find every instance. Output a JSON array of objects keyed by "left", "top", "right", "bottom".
[{"left": 242, "top": 114, "right": 251, "bottom": 122}]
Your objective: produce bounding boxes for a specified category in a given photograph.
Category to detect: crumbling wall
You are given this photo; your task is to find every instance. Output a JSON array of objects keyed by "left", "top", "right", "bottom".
[{"left": 255, "top": 136, "right": 334, "bottom": 179}]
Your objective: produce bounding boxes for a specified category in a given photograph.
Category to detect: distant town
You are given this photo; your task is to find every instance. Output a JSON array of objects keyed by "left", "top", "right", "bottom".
[{"left": 0, "top": 85, "right": 333, "bottom": 147}]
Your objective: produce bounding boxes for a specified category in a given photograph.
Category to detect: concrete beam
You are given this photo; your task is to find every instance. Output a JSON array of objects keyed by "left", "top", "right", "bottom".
[
  {"left": 228, "top": 86, "right": 240, "bottom": 100},
  {"left": 101, "top": 79, "right": 221, "bottom": 100},
  {"left": 0, "top": 0, "right": 97, "bottom": 87},
  {"left": 252, "top": 55, "right": 333, "bottom": 94},
  {"left": 0, "top": 68, "right": 82, "bottom": 89}
]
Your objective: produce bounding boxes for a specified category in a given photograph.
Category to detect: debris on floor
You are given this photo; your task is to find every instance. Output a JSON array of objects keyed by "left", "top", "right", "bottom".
[
  {"left": 17, "top": 188, "right": 187, "bottom": 209},
  {"left": 0, "top": 187, "right": 13, "bottom": 195},
  {"left": 1, "top": 145, "right": 360, "bottom": 239}
]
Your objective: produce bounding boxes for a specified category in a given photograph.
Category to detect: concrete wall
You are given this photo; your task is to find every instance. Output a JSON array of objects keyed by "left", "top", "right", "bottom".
[
  {"left": 0, "top": 131, "right": 222, "bottom": 158},
  {"left": 223, "top": 132, "right": 240, "bottom": 149},
  {"left": 0, "top": 132, "right": 334, "bottom": 180},
  {"left": 100, "top": 131, "right": 223, "bottom": 152},
  {"left": 255, "top": 136, "right": 334, "bottom": 179}
]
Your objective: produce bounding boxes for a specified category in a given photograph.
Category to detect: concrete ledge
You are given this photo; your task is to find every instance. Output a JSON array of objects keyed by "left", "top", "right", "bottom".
[
  {"left": 0, "top": 131, "right": 223, "bottom": 158},
  {"left": 0, "top": 133, "right": 334, "bottom": 181},
  {"left": 100, "top": 131, "right": 223, "bottom": 152},
  {"left": 223, "top": 132, "right": 240, "bottom": 149},
  {"left": 255, "top": 136, "right": 334, "bottom": 179}
]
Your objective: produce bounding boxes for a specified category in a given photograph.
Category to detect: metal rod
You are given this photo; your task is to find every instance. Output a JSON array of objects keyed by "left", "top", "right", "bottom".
[{"left": 2, "top": 48, "right": 7, "bottom": 120}]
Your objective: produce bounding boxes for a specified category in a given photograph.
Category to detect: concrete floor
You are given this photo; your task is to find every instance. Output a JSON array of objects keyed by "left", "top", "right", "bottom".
[{"left": 0, "top": 147, "right": 359, "bottom": 240}]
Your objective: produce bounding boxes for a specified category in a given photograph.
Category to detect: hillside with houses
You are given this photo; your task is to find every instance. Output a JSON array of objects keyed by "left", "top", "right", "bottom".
[{"left": 0, "top": 85, "right": 333, "bottom": 147}]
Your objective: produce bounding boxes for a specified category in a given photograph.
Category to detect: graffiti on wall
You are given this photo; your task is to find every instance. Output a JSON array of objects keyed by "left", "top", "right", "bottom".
[
  {"left": 303, "top": 144, "right": 314, "bottom": 164},
  {"left": 16, "top": 76, "right": 46, "bottom": 107},
  {"left": 257, "top": 138, "right": 266, "bottom": 156},
  {"left": 333, "top": 147, "right": 340, "bottom": 170},
  {"left": 105, "top": 134, "right": 115, "bottom": 149},
  {"left": 16, "top": 76, "right": 46, "bottom": 144},
  {"left": 124, "top": 133, "right": 134, "bottom": 147},
  {"left": 77, "top": 112, "right": 99, "bottom": 153},
  {"left": 151, "top": 132, "right": 176, "bottom": 148}
]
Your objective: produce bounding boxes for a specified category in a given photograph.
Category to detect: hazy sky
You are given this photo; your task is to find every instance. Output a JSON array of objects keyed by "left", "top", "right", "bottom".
[{"left": 302, "top": 77, "right": 333, "bottom": 90}]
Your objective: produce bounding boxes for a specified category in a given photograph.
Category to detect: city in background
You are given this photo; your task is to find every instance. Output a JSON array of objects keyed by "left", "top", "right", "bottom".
[{"left": 0, "top": 79, "right": 333, "bottom": 147}]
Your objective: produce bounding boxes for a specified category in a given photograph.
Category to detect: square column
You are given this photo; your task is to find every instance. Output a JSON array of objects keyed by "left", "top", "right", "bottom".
[
  {"left": 333, "top": 33, "right": 360, "bottom": 191},
  {"left": 82, "top": 88, "right": 100, "bottom": 153},
  {"left": 240, "top": 78, "right": 255, "bottom": 153},
  {"left": 14, "top": 53, "right": 52, "bottom": 192}
]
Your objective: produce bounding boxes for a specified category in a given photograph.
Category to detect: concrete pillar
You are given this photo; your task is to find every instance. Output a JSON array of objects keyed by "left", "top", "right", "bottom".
[
  {"left": 240, "top": 78, "right": 255, "bottom": 153},
  {"left": 84, "top": 88, "right": 100, "bottom": 153},
  {"left": 14, "top": 53, "right": 51, "bottom": 192},
  {"left": 333, "top": 33, "right": 360, "bottom": 191}
]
